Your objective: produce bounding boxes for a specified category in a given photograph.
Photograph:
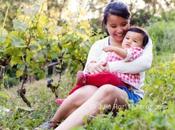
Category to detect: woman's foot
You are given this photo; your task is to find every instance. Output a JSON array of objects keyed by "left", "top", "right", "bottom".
[
  {"left": 34, "top": 120, "right": 58, "bottom": 130},
  {"left": 55, "top": 98, "right": 64, "bottom": 105}
]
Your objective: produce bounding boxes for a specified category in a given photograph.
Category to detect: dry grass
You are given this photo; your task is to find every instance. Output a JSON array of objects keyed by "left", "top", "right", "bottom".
[{"left": 3, "top": 72, "right": 76, "bottom": 109}]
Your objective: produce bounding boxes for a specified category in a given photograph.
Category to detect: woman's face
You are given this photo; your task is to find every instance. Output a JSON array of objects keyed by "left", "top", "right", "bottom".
[{"left": 106, "top": 14, "right": 130, "bottom": 44}]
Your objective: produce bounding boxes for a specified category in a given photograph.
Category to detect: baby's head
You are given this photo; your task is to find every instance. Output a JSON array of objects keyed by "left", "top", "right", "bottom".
[{"left": 122, "top": 26, "right": 149, "bottom": 49}]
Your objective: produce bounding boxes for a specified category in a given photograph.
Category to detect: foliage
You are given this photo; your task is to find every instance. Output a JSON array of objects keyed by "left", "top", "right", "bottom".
[
  {"left": 0, "top": 0, "right": 100, "bottom": 88},
  {"left": 131, "top": 9, "right": 152, "bottom": 26},
  {"left": 163, "top": 10, "right": 175, "bottom": 21},
  {"left": 147, "top": 21, "right": 175, "bottom": 54},
  {"left": 0, "top": 2, "right": 59, "bottom": 86}
]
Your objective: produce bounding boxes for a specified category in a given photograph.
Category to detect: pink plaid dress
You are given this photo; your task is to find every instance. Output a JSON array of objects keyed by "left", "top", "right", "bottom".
[{"left": 106, "top": 47, "right": 143, "bottom": 88}]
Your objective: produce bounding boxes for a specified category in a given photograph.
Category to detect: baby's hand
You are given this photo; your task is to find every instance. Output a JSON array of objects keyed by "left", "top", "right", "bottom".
[
  {"left": 99, "top": 61, "right": 107, "bottom": 67},
  {"left": 103, "top": 46, "right": 114, "bottom": 52},
  {"left": 99, "top": 61, "right": 109, "bottom": 72}
]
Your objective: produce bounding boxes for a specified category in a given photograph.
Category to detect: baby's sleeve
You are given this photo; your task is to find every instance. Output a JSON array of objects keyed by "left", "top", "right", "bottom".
[{"left": 124, "top": 47, "right": 143, "bottom": 62}]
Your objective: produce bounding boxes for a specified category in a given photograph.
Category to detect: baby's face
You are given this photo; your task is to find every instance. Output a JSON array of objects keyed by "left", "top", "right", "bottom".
[{"left": 122, "top": 31, "right": 144, "bottom": 48}]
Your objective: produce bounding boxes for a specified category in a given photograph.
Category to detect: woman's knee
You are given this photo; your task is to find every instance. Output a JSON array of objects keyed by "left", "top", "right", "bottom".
[
  {"left": 68, "top": 85, "right": 97, "bottom": 106},
  {"left": 97, "top": 84, "right": 117, "bottom": 97},
  {"left": 95, "top": 84, "right": 128, "bottom": 105}
]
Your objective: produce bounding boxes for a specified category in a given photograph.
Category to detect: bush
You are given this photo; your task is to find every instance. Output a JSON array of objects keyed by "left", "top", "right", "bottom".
[{"left": 147, "top": 21, "right": 175, "bottom": 54}]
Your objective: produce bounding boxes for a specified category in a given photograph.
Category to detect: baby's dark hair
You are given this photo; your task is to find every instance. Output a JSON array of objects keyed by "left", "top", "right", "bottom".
[
  {"left": 102, "top": 1, "right": 130, "bottom": 34},
  {"left": 127, "top": 26, "right": 149, "bottom": 47}
]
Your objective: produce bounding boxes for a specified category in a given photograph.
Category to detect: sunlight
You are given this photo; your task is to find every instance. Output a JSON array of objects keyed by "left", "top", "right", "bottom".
[
  {"left": 68, "top": 0, "right": 146, "bottom": 13},
  {"left": 68, "top": 0, "right": 79, "bottom": 12},
  {"left": 66, "top": 0, "right": 146, "bottom": 20}
]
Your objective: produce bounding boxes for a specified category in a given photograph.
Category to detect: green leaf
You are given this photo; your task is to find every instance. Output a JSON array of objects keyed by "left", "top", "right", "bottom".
[
  {"left": 23, "top": 5, "right": 40, "bottom": 16},
  {"left": 33, "top": 51, "right": 45, "bottom": 62},
  {"left": 0, "top": 92, "right": 9, "bottom": 100},
  {"left": 16, "top": 69, "right": 24, "bottom": 77},
  {"left": 11, "top": 37, "right": 26, "bottom": 48},
  {"left": 29, "top": 44, "right": 38, "bottom": 50},
  {"left": 0, "top": 28, "right": 8, "bottom": 43},
  {"left": 10, "top": 56, "right": 23, "bottom": 66},
  {"left": 13, "top": 19, "right": 28, "bottom": 32}
]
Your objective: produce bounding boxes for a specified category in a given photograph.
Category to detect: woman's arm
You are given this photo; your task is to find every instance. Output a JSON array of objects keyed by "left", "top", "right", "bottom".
[
  {"left": 84, "top": 38, "right": 108, "bottom": 73},
  {"left": 108, "top": 38, "right": 153, "bottom": 73}
]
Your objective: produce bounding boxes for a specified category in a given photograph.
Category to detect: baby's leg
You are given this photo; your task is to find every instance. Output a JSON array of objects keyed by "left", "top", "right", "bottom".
[
  {"left": 68, "top": 71, "right": 87, "bottom": 95},
  {"left": 76, "top": 71, "right": 86, "bottom": 86},
  {"left": 85, "top": 72, "right": 125, "bottom": 87},
  {"left": 55, "top": 71, "right": 88, "bottom": 105}
]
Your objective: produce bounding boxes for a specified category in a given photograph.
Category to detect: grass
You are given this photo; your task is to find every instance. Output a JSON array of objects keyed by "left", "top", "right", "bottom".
[
  {"left": 0, "top": 53, "right": 175, "bottom": 130},
  {"left": 0, "top": 72, "right": 75, "bottom": 130}
]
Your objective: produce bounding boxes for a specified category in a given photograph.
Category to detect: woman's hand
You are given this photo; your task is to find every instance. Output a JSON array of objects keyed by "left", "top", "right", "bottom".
[{"left": 86, "top": 61, "right": 109, "bottom": 74}]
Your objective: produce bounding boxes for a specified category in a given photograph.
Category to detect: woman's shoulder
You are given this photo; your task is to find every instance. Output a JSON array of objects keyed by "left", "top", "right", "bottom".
[{"left": 93, "top": 36, "right": 109, "bottom": 47}]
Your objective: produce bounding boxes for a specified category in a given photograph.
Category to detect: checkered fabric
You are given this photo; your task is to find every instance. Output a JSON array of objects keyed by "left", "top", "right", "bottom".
[{"left": 106, "top": 47, "right": 143, "bottom": 88}]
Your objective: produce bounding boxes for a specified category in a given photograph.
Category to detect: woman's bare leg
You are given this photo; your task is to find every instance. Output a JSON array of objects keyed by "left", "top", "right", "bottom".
[
  {"left": 50, "top": 85, "right": 98, "bottom": 123},
  {"left": 55, "top": 84, "right": 128, "bottom": 130}
]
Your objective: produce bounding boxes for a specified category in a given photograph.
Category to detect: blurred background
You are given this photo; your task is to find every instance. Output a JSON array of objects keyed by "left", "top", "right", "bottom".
[{"left": 0, "top": 0, "right": 175, "bottom": 129}]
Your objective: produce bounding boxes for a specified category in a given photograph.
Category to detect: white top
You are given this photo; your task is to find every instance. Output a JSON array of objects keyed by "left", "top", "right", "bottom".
[{"left": 84, "top": 36, "right": 153, "bottom": 98}]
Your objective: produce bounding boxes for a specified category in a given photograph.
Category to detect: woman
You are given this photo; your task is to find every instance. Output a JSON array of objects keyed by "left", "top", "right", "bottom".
[{"left": 38, "top": 1, "right": 153, "bottom": 130}]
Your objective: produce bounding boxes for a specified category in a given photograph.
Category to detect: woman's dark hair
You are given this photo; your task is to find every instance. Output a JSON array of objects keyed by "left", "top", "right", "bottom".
[
  {"left": 102, "top": 1, "right": 130, "bottom": 34},
  {"left": 128, "top": 26, "right": 149, "bottom": 47}
]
